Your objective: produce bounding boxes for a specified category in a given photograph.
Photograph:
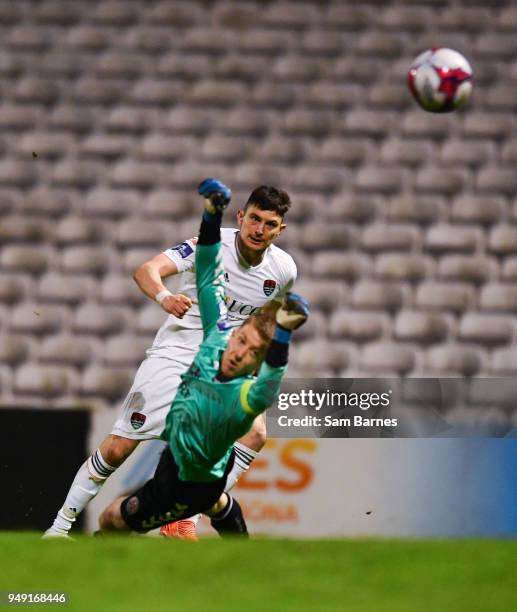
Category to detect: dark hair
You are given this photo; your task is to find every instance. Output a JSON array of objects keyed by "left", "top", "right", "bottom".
[{"left": 244, "top": 185, "right": 291, "bottom": 218}]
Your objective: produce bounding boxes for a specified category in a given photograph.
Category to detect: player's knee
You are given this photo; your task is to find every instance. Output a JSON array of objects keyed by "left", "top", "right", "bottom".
[
  {"left": 99, "top": 498, "right": 127, "bottom": 531},
  {"left": 100, "top": 435, "right": 138, "bottom": 467}
]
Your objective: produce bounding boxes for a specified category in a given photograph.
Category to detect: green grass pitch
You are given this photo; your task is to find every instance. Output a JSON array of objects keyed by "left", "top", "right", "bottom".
[{"left": 1, "top": 533, "right": 515, "bottom": 612}]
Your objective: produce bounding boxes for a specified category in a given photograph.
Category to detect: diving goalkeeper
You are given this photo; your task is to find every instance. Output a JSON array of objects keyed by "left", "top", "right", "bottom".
[{"left": 98, "top": 180, "right": 309, "bottom": 536}]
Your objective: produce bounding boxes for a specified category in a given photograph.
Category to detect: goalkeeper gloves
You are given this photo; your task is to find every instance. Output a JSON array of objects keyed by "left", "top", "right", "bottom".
[
  {"left": 198, "top": 178, "right": 232, "bottom": 214},
  {"left": 276, "top": 293, "right": 310, "bottom": 331}
]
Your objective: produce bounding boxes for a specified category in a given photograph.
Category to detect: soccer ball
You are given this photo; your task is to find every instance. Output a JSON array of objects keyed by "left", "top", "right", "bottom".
[{"left": 407, "top": 48, "right": 473, "bottom": 113}]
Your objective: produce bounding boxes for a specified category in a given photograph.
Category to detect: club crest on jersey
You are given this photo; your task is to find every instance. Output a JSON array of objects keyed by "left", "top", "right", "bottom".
[
  {"left": 130, "top": 412, "right": 146, "bottom": 430},
  {"left": 263, "top": 279, "right": 277, "bottom": 297},
  {"left": 171, "top": 242, "right": 193, "bottom": 259}
]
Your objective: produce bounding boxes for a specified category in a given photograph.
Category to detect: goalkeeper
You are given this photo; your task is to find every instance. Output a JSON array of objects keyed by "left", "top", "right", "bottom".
[{"left": 98, "top": 181, "right": 309, "bottom": 536}]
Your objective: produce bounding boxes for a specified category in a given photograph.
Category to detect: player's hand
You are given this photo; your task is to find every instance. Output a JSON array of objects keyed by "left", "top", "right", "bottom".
[
  {"left": 276, "top": 293, "right": 310, "bottom": 331},
  {"left": 160, "top": 293, "right": 193, "bottom": 318},
  {"left": 198, "top": 178, "right": 232, "bottom": 214}
]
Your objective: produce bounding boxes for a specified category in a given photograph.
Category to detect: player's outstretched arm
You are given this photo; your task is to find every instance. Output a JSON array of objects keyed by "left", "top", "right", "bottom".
[
  {"left": 195, "top": 178, "right": 232, "bottom": 335},
  {"left": 133, "top": 254, "right": 193, "bottom": 318},
  {"left": 242, "top": 293, "right": 310, "bottom": 416}
]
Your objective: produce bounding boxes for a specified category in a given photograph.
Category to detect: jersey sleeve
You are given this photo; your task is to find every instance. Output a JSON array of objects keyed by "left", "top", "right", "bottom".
[
  {"left": 162, "top": 238, "right": 197, "bottom": 273},
  {"left": 275, "top": 255, "right": 297, "bottom": 300},
  {"left": 196, "top": 240, "right": 230, "bottom": 337},
  {"left": 239, "top": 362, "right": 287, "bottom": 417}
]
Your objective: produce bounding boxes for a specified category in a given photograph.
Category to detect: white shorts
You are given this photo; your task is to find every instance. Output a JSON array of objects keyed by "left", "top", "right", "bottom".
[{"left": 111, "top": 355, "right": 187, "bottom": 440}]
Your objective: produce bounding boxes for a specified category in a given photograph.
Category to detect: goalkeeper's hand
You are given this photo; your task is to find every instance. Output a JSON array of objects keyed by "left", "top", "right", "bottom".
[
  {"left": 276, "top": 293, "right": 310, "bottom": 331},
  {"left": 198, "top": 178, "right": 232, "bottom": 214}
]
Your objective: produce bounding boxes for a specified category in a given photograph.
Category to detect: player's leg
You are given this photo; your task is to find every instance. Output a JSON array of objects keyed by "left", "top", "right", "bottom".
[
  {"left": 45, "top": 355, "right": 182, "bottom": 536},
  {"left": 205, "top": 493, "right": 249, "bottom": 538},
  {"left": 160, "top": 415, "right": 264, "bottom": 539},
  {"left": 98, "top": 496, "right": 129, "bottom": 531},
  {"left": 44, "top": 434, "right": 139, "bottom": 537}
]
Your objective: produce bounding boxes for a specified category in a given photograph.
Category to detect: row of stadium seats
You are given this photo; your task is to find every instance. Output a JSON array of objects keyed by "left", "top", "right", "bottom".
[{"left": 2, "top": 0, "right": 517, "bottom": 408}]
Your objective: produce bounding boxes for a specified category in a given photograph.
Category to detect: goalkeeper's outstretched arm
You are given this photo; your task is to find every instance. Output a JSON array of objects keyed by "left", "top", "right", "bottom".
[
  {"left": 195, "top": 178, "right": 232, "bottom": 337},
  {"left": 241, "top": 293, "right": 310, "bottom": 416}
]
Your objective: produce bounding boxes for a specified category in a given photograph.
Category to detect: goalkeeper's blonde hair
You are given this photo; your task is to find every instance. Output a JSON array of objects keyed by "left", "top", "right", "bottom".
[{"left": 242, "top": 300, "right": 281, "bottom": 350}]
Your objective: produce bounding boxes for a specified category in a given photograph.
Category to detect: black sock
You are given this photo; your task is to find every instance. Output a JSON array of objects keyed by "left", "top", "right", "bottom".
[{"left": 210, "top": 496, "right": 249, "bottom": 538}]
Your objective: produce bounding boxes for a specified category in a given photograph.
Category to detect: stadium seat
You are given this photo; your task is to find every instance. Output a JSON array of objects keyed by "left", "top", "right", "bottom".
[
  {"left": 361, "top": 224, "right": 420, "bottom": 252},
  {"left": 105, "top": 106, "right": 160, "bottom": 134},
  {"left": 450, "top": 195, "right": 506, "bottom": 225},
  {"left": 360, "top": 342, "right": 416, "bottom": 375},
  {"left": 256, "top": 136, "right": 304, "bottom": 164},
  {"left": 81, "top": 134, "right": 135, "bottom": 161},
  {"left": 299, "top": 222, "right": 350, "bottom": 252},
  {"left": 281, "top": 109, "right": 331, "bottom": 137},
  {"left": 394, "top": 311, "right": 449, "bottom": 344},
  {"left": 65, "top": 26, "right": 112, "bottom": 51},
  {"left": 48, "top": 104, "right": 95, "bottom": 134},
  {"left": 425, "top": 224, "right": 482, "bottom": 254},
  {"left": 458, "top": 313, "right": 513, "bottom": 345},
  {"left": 491, "top": 348, "right": 517, "bottom": 375},
  {"left": 380, "top": 5, "right": 431, "bottom": 31},
  {"left": 321, "top": 5, "right": 367, "bottom": 30},
  {"left": 0, "top": 160, "right": 36, "bottom": 188},
  {"left": 212, "top": 3, "right": 260, "bottom": 30},
  {"left": 80, "top": 365, "right": 133, "bottom": 401},
  {"left": 463, "top": 113, "right": 514, "bottom": 139},
  {"left": 123, "top": 248, "right": 164, "bottom": 274},
  {"left": 0, "top": 189, "right": 22, "bottom": 215},
  {"left": 476, "top": 166, "right": 517, "bottom": 195},
  {"left": 488, "top": 225, "right": 517, "bottom": 255},
  {"left": 351, "top": 280, "right": 405, "bottom": 312},
  {"left": 441, "top": 139, "right": 495, "bottom": 168},
  {"left": 479, "top": 283, "right": 517, "bottom": 312},
  {"left": 356, "top": 166, "right": 404, "bottom": 194},
  {"left": 301, "top": 31, "right": 344, "bottom": 57},
  {"left": 165, "top": 106, "right": 214, "bottom": 135},
  {"left": 52, "top": 159, "right": 103, "bottom": 189},
  {"left": 263, "top": 2, "right": 318, "bottom": 30},
  {"left": 329, "top": 310, "right": 388, "bottom": 342},
  {"left": 55, "top": 216, "right": 102, "bottom": 245},
  {"left": 104, "top": 334, "right": 150, "bottom": 366},
  {"left": 0, "top": 335, "right": 31, "bottom": 366},
  {"left": 201, "top": 136, "right": 251, "bottom": 163},
  {"left": 94, "top": 52, "right": 147, "bottom": 79},
  {"left": 14, "top": 363, "right": 79, "bottom": 398},
  {"left": 385, "top": 195, "right": 443, "bottom": 225},
  {"left": 16, "top": 132, "right": 75, "bottom": 160},
  {"left": 185, "top": 80, "right": 248, "bottom": 108},
  {"left": 438, "top": 255, "right": 497, "bottom": 284},
  {"left": 402, "top": 111, "right": 452, "bottom": 138},
  {"left": 92, "top": 2, "right": 140, "bottom": 26},
  {"left": 501, "top": 257, "right": 517, "bottom": 281},
  {"left": 137, "top": 134, "right": 194, "bottom": 162},
  {"left": 325, "top": 193, "right": 378, "bottom": 224},
  {"left": 8, "top": 26, "right": 51, "bottom": 52},
  {"left": 72, "top": 78, "right": 127, "bottom": 106},
  {"left": 342, "top": 110, "right": 395, "bottom": 137},
  {"left": 121, "top": 27, "right": 172, "bottom": 55},
  {"left": 356, "top": 31, "right": 403, "bottom": 57},
  {"left": 439, "top": 7, "right": 491, "bottom": 32},
  {"left": 115, "top": 219, "right": 167, "bottom": 249},
  {"left": 312, "top": 251, "right": 372, "bottom": 281},
  {"left": 415, "top": 282, "right": 475, "bottom": 313},
  {"left": 272, "top": 56, "right": 325, "bottom": 83},
  {"left": 368, "top": 84, "right": 409, "bottom": 110},
  {"left": 72, "top": 303, "right": 126, "bottom": 336},
  {"left": 36, "top": 272, "right": 97, "bottom": 305},
  {"left": 1, "top": 245, "right": 52, "bottom": 274},
  {"left": 426, "top": 345, "right": 484, "bottom": 377},
  {"left": 39, "top": 334, "right": 94, "bottom": 367},
  {"left": 475, "top": 33, "right": 517, "bottom": 59},
  {"left": 0, "top": 215, "right": 54, "bottom": 244},
  {"left": 416, "top": 167, "right": 466, "bottom": 195},
  {"left": 291, "top": 339, "right": 349, "bottom": 373},
  {"left": 0, "top": 273, "right": 27, "bottom": 304},
  {"left": 380, "top": 138, "right": 433, "bottom": 166},
  {"left": 10, "top": 303, "right": 64, "bottom": 336},
  {"left": 101, "top": 274, "right": 146, "bottom": 307},
  {"left": 110, "top": 160, "right": 164, "bottom": 190},
  {"left": 60, "top": 246, "right": 111, "bottom": 276},
  {"left": 375, "top": 254, "right": 432, "bottom": 282},
  {"left": 292, "top": 279, "right": 347, "bottom": 313},
  {"left": 142, "top": 189, "right": 195, "bottom": 220},
  {"left": 236, "top": 29, "right": 296, "bottom": 55},
  {"left": 83, "top": 188, "right": 140, "bottom": 219}
]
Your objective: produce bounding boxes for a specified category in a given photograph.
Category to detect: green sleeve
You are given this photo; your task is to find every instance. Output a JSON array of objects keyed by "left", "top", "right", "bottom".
[
  {"left": 239, "top": 362, "right": 287, "bottom": 417},
  {"left": 195, "top": 241, "right": 229, "bottom": 338}
]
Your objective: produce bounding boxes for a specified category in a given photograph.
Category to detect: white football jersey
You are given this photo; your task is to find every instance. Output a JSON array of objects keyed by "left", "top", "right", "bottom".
[{"left": 148, "top": 228, "right": 297, "bottom": 365}]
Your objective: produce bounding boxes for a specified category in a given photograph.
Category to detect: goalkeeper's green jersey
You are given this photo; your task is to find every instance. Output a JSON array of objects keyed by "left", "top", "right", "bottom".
[{"left": 161, "top": 236, "right": 286, "bottom": 482}]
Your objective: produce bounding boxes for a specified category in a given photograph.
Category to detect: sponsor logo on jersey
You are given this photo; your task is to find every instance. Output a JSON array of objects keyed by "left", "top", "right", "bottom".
[
  {"left": 224, "top": 296, "right": 262, "bottom": 318},
  {"left": 171, "top": 242, "right": 193, "bottom": 259},
  {"left": 130, "top": 412, "right": 146, "bottom": 430},
  {"left": 263, "top": 279, "right": 277, "bottom": 297}
]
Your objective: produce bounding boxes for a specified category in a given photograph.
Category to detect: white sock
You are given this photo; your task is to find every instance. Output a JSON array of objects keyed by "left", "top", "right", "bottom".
[
  {"left": 225, "top": 442, "right": 258, "bottom": 492},
  {"left": 47, "top": 450, "right": 116, "bottom": 535}
]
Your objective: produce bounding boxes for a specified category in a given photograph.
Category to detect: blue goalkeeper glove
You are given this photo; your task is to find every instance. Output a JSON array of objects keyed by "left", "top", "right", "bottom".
[
  {"left": 276, "top": 293, "right": 310, "bottom": 331},
  {"left": 198, "top": 178, "right": 232, "bottom": 214}
]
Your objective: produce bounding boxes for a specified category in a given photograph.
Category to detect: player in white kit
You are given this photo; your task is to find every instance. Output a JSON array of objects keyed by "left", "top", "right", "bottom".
[{"left": 45, "top": 180, "right": 297, "bottom": 539}]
